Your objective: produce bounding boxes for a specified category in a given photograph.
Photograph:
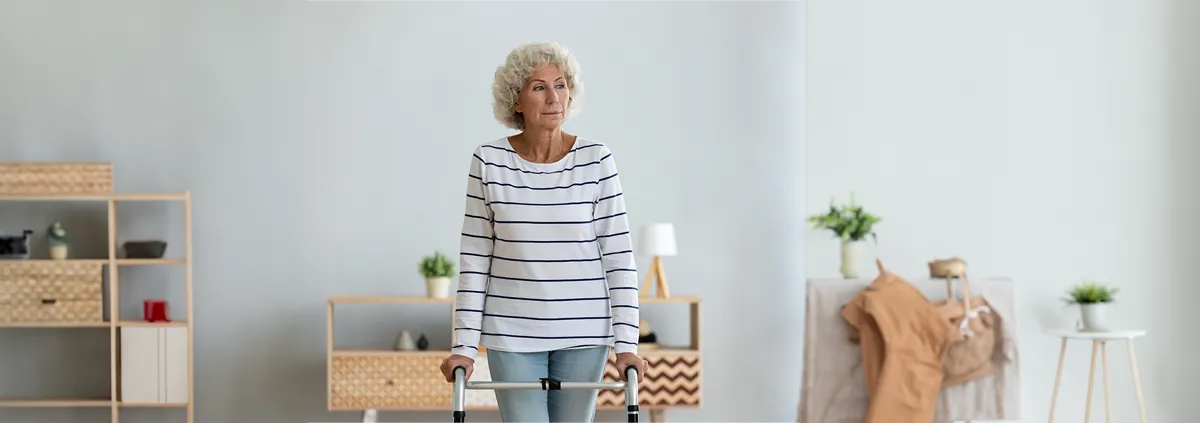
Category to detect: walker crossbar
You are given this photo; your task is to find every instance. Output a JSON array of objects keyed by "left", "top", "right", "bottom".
[
  {"left": 464, "top": 381, "right": 628, "bottom": 390},
  {"left": 452, "top": 365, "right": 641, "bottom": 423}
]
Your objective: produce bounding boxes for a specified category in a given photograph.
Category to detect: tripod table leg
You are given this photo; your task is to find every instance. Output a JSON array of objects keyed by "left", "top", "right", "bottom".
[
  {"left": 1084, "top": 341, "right": 1098, "bottom": 423},
  {"left": 1102, "top": 342, "right": 1111, "bottom": 423},
  {"left": 1128, "top": 341, "right": 1148, "bottom": 423},
  {"left": 1048, "top": 338, "right": 1068, "bottom": 423}
]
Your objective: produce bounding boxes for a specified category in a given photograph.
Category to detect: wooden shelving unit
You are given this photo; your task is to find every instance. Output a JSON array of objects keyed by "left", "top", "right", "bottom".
[
  {"left": 0, "top": 163, "right": 193, "bottom": 423},
  {"left": 327, "top": 295, "right": 701, "bottom": 421}
]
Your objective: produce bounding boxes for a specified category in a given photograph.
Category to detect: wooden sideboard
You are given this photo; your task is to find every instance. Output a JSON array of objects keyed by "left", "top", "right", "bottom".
[{"left": 326, "top": 295, "right": 701, "bottom": 422}]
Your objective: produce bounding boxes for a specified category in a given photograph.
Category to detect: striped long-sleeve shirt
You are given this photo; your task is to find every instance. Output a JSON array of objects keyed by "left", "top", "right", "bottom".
[{"left": 450, "top": 137, "right": 639, "bottom": 359}]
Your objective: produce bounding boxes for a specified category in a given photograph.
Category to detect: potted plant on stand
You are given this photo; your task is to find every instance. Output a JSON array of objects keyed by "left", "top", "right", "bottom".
[
  {"left": 419, "top": 251, "right": 455, "bottom": 299},
  {"left": 807, "top": 194, "right": 881, "bottom": 279},
  {"left": 1064, "top": 281, "right": 1119, "bottom": 332}
]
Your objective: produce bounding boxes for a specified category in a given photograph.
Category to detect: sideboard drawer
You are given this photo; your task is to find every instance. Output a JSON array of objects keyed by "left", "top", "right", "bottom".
[
  {"left": 330, "top": 353, "right": 448, "bottom": 410},
  {"left": 0, "top": 261, "right": 103, "bottom": 323}
]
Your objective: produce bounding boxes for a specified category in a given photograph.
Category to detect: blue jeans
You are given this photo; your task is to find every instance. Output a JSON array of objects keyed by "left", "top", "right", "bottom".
[{"left": 486, "top": 346, "right": 611, "bottom": 422}]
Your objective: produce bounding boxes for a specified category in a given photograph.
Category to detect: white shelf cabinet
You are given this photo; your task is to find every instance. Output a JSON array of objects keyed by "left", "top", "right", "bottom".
[{"left": 121, "top": 326, "right": 189, "bottom": 404}]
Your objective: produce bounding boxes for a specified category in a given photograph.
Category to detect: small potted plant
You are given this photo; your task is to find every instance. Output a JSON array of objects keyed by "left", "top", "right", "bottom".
[
  {"left": 1063, "top": 281, "right": 1119, "bottom": 332},
  {"left": 46, "top": 222, "right": 68, "bottom": 260},
  {"left": 807, "top": 194, "right": 881, "bottom": 278},
  {"left": 419, "top": 251, "right": 456, "bottom": 299}
]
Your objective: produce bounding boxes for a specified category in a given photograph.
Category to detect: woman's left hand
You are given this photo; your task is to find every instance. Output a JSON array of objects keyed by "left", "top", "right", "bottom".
[{"left": 614, "top": 352, "right": 649, "bottom": 383}]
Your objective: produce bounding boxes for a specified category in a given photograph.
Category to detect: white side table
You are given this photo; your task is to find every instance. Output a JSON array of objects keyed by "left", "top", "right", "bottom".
[{"left": 1046, "top": 329, "right": 1148, "bottom": 423}]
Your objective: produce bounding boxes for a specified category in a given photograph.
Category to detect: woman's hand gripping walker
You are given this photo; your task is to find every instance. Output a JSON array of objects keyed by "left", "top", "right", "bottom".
[{"left": 450, "top": 364, "right": 642, "bottom": 422}]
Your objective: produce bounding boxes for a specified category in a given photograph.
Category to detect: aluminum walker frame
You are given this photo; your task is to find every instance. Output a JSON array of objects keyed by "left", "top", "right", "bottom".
[{"left": 451, "top": 365, "right": 641, "bottom": 422}]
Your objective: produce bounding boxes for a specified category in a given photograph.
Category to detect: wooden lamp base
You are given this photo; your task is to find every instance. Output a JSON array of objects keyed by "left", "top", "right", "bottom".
[{"left": 641, "top": 255, "right": 671, "bottom": 298}]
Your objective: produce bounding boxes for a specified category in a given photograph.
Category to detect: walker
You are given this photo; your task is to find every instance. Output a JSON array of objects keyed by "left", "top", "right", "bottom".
[{"left": 451, "top": 365, "right": 641, "bottom": 422}]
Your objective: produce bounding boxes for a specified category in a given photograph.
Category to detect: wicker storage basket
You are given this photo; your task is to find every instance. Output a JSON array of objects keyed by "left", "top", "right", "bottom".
[
  {"left": 330, "top": 353, "right": 449, "bottom": 410},
  {"left": 0, "top": 261, "right": 105, "bottom": 323},
  {"left": 597, "top": 352, "right": 701, "bottom": 408},
  {"left": 0, "top": 162, "right": 113, "bottom": 195}
]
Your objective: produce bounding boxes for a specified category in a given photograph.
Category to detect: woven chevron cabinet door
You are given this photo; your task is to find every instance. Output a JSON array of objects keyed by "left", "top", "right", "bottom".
[{"left": 597, "top": 352, "right": 701, "bottom": 407}]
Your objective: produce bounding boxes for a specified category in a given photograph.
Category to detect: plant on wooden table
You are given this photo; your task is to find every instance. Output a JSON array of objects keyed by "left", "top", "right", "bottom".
[
  {"left": 807, "top": 193, "right": 881, "bottom": 279},
  {"left": 419, "top": 251, "right": 456, "bottom": 298},
  {"left": 1063, "top": 281, "right": 1119, "bottom": 332}
]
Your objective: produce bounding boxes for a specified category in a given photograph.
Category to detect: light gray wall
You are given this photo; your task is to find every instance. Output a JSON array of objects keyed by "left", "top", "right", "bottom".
[
  {"left": 806, "top": 0, "right": 1199, "bottom": 422},
  {"left": 0, "top": 1, "right": 807, "bottom": 422},
  {"left": 1168, "top": 0, "right": 1200, "bottom": 417}
]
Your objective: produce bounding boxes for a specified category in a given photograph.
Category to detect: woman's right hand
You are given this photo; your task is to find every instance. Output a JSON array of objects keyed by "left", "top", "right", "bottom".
[{"left": 440, "top": 354, "right": 475, "bottom": 382}]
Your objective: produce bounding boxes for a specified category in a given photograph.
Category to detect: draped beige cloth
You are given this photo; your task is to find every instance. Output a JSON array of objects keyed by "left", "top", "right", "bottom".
[{"left": 798, "top": 277, "right": 1021, "bottom": 423}]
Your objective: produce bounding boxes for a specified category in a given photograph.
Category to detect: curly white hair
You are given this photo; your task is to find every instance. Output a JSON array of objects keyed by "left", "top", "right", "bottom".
[{"left": 492, "top": 41, "right": 583, "bottom": 131}]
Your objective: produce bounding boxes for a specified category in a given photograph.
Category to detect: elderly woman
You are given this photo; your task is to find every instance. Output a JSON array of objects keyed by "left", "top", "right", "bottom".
[{"left": 439, "top": 41, "right": 649, "bottom": 422}]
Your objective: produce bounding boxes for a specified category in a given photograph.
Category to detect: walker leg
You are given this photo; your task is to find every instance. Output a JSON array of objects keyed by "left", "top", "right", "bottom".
[
  {"left": 361, "top": 409, "right": 377, "bottom": 423},
  {"left": 625, "top": 366, "right": 640, "bottom": 423},
  {"left": 453, "top": 366, "right": 467, "bottom": 422}
]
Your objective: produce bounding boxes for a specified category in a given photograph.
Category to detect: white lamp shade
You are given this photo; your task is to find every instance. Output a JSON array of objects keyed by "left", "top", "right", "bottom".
[{"left": 639, "top": 223, "right": 677, "bottom": 256}]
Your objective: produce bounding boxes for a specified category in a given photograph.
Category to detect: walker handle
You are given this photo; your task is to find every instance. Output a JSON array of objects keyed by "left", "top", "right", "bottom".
[{"left": 624, "top": 365, "right": 640, "bottom": 423}]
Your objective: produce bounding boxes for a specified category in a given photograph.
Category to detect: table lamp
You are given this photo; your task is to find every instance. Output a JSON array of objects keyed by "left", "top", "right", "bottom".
[{"left": 639, "top": 223, "right": 676, "bottom": 298}]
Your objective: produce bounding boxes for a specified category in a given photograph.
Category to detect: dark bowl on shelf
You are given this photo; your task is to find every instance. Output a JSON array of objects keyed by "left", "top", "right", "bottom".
[{"left": 124, "top": 241, "right": 167, "bottom": 259}]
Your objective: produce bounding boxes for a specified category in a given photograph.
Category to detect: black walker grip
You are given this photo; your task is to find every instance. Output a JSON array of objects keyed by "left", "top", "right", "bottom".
[{"left": 539, "top": 377, "right": 562, "bottom": 390}]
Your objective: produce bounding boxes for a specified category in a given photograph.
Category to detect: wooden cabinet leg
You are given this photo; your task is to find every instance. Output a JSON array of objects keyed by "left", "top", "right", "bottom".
[
  {"left": 1048, "top": 337, "right": 1068, "bottom": 423},
  {"left": 361, "top": 409, "right": 377, "bottom": 423},
  {"left": 649, "top": 409, "right": 666, "bottom": 422}
]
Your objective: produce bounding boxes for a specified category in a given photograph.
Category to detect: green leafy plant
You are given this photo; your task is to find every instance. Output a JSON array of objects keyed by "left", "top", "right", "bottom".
[
  {"left": 1063, "top": 281, "right": 1118, "bottom": 304},
  {"left": 419, "top": 251, "right": 456, "bottom": 278},
  {"left": 807, "top": 194, "right": 881, "bottom": 243},
  {"left": 46, "top": 222, "right": 68, "bottom": 245}
]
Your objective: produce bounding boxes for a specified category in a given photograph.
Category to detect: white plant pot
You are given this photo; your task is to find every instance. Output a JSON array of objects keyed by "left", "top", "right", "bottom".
[
  {"left": 1079, "top": 303, "right": 1111, "bottom": 332},
  {"left": 426, "top": 276, "right": 451, "bottom": 299},
  {"left": 840, "top": 240, "right": 867, "bottom": 279},
  {"left": 49, "top": 244, "right": 68, "bottom": 260}
]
